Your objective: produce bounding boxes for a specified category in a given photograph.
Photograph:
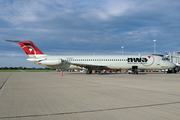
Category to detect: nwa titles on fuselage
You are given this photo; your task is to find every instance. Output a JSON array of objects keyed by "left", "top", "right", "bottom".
[{"left": 4, "top": 40, "right": 175, "bottom": 74}]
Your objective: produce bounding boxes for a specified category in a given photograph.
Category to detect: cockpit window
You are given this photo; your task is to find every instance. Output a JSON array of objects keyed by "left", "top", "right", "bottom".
[{"left": 162, "top": 58, "right": 169, "bottom": 61}]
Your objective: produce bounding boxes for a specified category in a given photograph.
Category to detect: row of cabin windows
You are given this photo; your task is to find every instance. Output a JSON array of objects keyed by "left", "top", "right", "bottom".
[{"left": 64, "top": 59, "right": 127, "bottom": 62}]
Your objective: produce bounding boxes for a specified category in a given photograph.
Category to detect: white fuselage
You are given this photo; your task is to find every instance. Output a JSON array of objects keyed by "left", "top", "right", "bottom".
[{"left": 27, "top": 55, "right": 175, "bottom": 70}]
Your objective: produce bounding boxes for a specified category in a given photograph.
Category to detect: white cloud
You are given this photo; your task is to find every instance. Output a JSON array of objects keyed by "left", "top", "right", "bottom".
[
  {"left": 0, "top": 0, "right": 180, "bottom": 58},
  {"left": 1, "top": 1, "right": 39, "bottom": 24},
  {"left": 96, "top": 1, "right": 130, "bottom": 20},
  {"left": 15, "top": 27, "right": 51, "bottom": 33},
  {"left": 79, "top": 0, "right": 131, "bottom": 21}
]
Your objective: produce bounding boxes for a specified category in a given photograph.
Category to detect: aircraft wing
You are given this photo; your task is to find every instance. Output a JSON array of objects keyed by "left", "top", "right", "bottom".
[{"left": 68, "top": 62, "right": 109, "bottom": 69}]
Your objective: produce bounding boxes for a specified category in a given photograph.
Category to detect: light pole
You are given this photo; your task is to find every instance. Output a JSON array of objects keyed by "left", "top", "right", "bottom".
[
  {"left": 122, "top": 46, "right": 124, "bottom": 55},
  {"left": 153, "top": 39, "right": 156, "bottom": 54}
]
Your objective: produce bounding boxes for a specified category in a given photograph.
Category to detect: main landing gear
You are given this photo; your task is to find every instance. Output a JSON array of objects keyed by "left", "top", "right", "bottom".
[
  {"left": 86, "top": 69, "right": 92, "bottom": 74},
  {"left": 132, "top": 66, "right": 138, "bottom": 74},
  {"left": 167, "top": 67, "right": 178, "bottom": 73}
]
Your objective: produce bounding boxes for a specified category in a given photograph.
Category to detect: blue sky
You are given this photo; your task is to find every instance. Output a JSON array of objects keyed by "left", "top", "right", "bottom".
[{"left": 0, "top": 0, "right": 180, "bottom": 67}]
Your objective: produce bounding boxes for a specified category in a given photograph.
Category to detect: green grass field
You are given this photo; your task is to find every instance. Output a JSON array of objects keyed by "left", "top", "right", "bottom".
[{"left": 0, "top": 70, "right": 56, "bottom": 72}]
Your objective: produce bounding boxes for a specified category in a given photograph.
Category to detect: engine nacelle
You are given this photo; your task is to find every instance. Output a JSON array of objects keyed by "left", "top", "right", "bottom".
[
  {"left": 27, "top": 58, "right": 46, "bottom": 62},
  {"left": 39, "top": 60, "right": 62, "bottom": 65}
]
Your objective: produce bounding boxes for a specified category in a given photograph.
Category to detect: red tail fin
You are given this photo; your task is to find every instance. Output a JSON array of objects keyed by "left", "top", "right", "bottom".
[
  {"left": 4, "top": 40, "right": 45, "bottom": 57},
  {"left": 17, "top": 41, "right": 45, "bottom": 56}
]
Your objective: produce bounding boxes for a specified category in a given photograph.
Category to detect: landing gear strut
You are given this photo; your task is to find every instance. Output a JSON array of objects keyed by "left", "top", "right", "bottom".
[
  {"left": 167, "top": 67, "right": 177, "bottom": 73},
  {"left": 173, "top": 68, "right": 177, "bottom": 73},
  {"left": 132, "top": 66, "right": 138, "bottom": 74},
  {"left": 86, "top": 69, "right": 92, "bottom": 74}
]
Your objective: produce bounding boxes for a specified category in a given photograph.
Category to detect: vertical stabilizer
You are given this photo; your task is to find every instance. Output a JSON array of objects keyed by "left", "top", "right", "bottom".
[{"left": 4, "top": 40, "right": 46, "bottom": 57}]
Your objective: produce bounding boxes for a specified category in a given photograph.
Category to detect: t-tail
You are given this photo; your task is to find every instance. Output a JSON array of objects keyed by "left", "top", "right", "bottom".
[{"left": 4, "top": 40, "right": 46, "bottom": 57}]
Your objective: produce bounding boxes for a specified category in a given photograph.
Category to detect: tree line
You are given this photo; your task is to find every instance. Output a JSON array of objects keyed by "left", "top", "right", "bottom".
[{"left": 0, "top": 67, "right": 55, "bottom": 70}]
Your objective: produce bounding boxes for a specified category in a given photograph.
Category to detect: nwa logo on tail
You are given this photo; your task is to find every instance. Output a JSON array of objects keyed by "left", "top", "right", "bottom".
[
  {"left": 22, "top": 45, "right": 36, "bottom": 55},
  {"left": 127, "top": 56, "right": 154, "bottom": 66},
  {"left": 17, "top": 41, "right": 45, "bottom": 56}
]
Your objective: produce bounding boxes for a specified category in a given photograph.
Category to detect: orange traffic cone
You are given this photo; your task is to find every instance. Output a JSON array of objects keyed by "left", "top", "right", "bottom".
[{"left": 61, "top": 71, "right": 63, "bottom": 76}]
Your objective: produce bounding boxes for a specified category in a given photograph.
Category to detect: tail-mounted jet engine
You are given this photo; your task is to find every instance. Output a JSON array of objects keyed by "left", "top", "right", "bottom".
[{"left": 39, "top": 60, "right": 62, "bottom": 65}]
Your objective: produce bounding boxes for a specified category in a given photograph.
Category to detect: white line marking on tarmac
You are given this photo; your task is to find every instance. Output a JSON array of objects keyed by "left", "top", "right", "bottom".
[{"left": 0, "top": 73, "right": 13, "bottom": 96}]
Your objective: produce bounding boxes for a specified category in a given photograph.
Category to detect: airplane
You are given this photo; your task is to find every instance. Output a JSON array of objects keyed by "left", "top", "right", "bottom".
[{"left": 4, "top": 40, "right": 176, "bottom": 74}]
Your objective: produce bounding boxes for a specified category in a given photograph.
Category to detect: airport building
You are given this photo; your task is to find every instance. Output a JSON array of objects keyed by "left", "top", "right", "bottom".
[{"left": 168, "top": 51, "right": 180, "bottom": 67}]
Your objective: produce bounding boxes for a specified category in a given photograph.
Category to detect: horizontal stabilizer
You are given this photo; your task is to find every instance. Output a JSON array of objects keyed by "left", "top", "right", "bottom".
[{"left": 4, "top": 39, "right": 31, "bottom": 44}]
